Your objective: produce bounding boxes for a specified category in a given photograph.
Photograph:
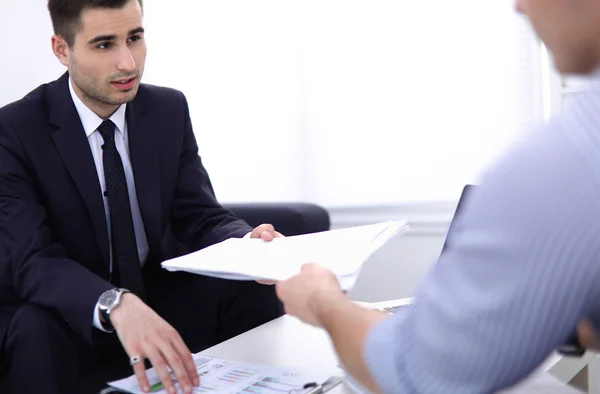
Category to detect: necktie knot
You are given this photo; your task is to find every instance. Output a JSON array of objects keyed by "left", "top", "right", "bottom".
[{"left": 98, "top": 120, "right": 116, "bottom": 145}]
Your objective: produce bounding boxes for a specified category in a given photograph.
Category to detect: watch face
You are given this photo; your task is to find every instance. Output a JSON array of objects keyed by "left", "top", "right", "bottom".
[{"left": 99, "top": 290, "right": 118, "bottom": 308}]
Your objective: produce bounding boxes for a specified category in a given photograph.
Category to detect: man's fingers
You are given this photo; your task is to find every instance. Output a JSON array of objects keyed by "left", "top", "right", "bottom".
[
  {"left": 144, "top": 344, "right": 177, "bottom": 394},
  {"left": 260, "top": 230, "right": 274, "bottom": 241},
  {"left": 159, "top": 341, "right": 193, "bottom": 394},
  {"left": 258, "top": 223, "right": 275, "bottom": 233},
  {"left": 256, "top": 279, "right": 277, "bottom": 285},
  {"left": 126, "top": 344, "right": 150, "bottom": 393},
  {"left": 252, "top": 224, "right": 275, "bottom": 238},
  {"left": 301, "top": 263, "right": 317, "bottom": 272},
  {"left": 578, "top": 320, "right": 600, "bottom": 349},
  {"left": 170, "top": 334, "right": 200, "bottom": 387},
  {"left": 131, "top": 358, "right": 150, "bottom": 393},
  {"left": 250, "top": 224, "right": 284, "bottom": 241}
]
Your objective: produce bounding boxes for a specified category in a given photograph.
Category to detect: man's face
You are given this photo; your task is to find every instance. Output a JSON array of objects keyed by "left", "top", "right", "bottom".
[
  {"left": 59, "top": 0, "right": 146, "bottom": 116},
  {"left": 516, "top": 0, "right": 600, "bottom": 74}
]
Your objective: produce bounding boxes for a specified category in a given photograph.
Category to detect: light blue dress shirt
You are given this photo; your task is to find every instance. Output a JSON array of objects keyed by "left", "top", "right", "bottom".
[{"left": 363, "top": 72, "right": 600, "bottom": 393}]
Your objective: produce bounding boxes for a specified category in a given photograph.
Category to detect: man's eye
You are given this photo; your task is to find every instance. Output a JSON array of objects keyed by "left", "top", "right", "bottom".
[
  {"left": 128, "top": 35, "right": 142, "bottom": 43},
  {"left": 96, "top": 42, "right": 112, "bottom": 49}
]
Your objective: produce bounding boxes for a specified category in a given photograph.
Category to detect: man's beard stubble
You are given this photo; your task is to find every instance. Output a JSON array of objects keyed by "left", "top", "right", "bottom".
[{"left": 70, "top": 64, "right": 140, "bottom": 107}]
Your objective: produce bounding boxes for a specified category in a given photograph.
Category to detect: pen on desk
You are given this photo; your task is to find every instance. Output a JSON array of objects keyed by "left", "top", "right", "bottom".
[{"left": 303, "top": 382, "right": 323, "bottom": 394}]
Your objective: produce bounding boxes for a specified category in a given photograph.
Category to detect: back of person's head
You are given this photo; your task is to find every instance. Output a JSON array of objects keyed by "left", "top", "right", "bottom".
[
  {"left": 47, "top": 0, "right": 143, "bottom": 47},
  {"left": 516, "top": 0, "right": 600, "bottom": 74}
]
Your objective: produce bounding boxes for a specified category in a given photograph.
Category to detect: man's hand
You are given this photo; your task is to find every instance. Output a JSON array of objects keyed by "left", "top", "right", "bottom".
[
  {"left": 251, "top": 224, "right": 284, "bottom": 285},
  {"left": 275, "top": 263, "right": 345, "bottom": 326},
  {"left": 577, "top": 319, "right": 600, "bottom": 350},
  {"left": 250, "top": 223, "right": 283, "bottom": 241},
  {"left": 110, "top": 294, "right": 199, "bottom": 394}
]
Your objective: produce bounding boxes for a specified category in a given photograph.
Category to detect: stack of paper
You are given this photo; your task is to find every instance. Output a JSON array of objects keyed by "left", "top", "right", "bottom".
[{"left": 161, "top": 221, "right": 409, "bottom": 290}]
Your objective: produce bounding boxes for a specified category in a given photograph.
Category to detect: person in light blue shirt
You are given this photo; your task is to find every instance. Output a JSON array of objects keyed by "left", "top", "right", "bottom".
[{"left": 276, "top": 0, "right": 600, "bottom": 392}]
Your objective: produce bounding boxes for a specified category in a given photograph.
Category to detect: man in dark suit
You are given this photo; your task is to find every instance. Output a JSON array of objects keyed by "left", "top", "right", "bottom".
[{"left": 0, "top": 0, "right": 283, "bottom": 392}]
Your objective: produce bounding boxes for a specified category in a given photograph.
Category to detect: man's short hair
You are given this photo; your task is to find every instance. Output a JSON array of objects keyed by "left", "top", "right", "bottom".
[{"left": 47, "top": 0, "right": 143, "bottom": 47}]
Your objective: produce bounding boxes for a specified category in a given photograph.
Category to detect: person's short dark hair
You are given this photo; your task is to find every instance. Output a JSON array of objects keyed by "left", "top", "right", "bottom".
[{"left": 47, "top": 0, "right": 143, "bottom": 47}]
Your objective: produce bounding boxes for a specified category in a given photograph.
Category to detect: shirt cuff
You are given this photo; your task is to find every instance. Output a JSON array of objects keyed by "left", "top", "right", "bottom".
[
  {"left": 93, "top": 300, "right": 113, "bottom": 333},
  {"left": 244, "top": 231, "right": 252, "bottom": 239},
  {"left": 363, "top": 315, "right": 409, "bottom": 393}
]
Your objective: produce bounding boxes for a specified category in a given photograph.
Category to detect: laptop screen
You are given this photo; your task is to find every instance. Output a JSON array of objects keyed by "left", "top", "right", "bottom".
[
  {"left": 379, "top": 184, "right": 475, "bottom": 316},
  {"left": 439, "top": 184, "right": 474, "bottom": 255}
]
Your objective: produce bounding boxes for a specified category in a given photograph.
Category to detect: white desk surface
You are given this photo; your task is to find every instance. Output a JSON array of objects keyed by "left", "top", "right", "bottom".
[{"left": 199, "top": 298, "right": 588, "bottom": 393}]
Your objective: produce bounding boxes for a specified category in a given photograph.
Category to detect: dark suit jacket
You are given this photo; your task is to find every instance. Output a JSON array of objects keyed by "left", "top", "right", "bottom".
[{"left": 0, "top": 72, "right": 252, "bottom": 351}]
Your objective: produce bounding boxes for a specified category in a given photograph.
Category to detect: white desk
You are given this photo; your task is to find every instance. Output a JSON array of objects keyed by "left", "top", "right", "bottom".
[{"left": 198, "top": 298, "right": 594, "bottom": 394}]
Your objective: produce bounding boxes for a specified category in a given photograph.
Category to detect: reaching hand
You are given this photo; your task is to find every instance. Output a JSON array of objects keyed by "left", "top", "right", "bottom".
[
  {"left": 577, "top": 319, "right": 600, "bottom": 351},
  {"left": 276, "top": 263, "right": 344, "bottom": 326},
  {"left": 110, "top": 294, "right": 199, "bottom": 393}
]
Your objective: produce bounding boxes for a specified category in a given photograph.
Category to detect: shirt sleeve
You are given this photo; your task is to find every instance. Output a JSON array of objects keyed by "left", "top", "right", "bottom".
[
  {"left": 93, "top": 300, "right": 113, "bottom": 333},
  {"left": 362, "top": 121, "right": 600, "bottom": 393},
  {"left": 364, "top": 312, "right": 411, "bottom": 392}
]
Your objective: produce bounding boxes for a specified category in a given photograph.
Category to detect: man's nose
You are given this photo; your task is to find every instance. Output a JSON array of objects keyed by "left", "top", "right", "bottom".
[{"left": 116, "top": 46, "right": 136, "bottom": 72}]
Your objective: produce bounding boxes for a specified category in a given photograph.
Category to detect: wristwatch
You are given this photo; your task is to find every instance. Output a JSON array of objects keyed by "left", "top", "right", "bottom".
[{"left": 98, "top": 288, "right": 131, "bottom": 331}]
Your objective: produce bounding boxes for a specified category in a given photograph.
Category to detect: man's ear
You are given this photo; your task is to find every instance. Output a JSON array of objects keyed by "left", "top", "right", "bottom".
[{"left": 51, "top": 35, "right": 70, "bottom": 67}]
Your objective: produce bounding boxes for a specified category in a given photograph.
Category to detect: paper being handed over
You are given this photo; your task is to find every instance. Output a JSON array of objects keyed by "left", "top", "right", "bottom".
[{"left": 161, "top": 221, "right": 409, "bottom": 290}]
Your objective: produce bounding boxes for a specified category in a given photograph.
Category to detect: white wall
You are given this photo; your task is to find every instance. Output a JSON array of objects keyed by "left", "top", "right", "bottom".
[{"left": 0, "top": 0, "right": 64, "bottom": 107}]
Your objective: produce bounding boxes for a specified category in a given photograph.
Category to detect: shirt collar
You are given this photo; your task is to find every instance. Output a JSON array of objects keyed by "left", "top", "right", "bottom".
[{"left": 68, "top": 77, "right": 127, "bottom": 138}]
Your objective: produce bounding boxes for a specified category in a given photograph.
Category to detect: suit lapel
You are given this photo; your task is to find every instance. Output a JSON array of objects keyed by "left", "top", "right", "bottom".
[
  {"left": 126, "top": 100, "right": 162, "bottom": 257},
  {"left": 49, "top": 73, "right": 111, "bottom": 269}
]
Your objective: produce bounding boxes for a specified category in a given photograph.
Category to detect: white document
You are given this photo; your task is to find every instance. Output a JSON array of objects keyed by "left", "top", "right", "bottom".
[
  {"left": 161, "top": 221, "right": 409, "bottom": 290},
  {"left": 108, "top": 354, "right": 334, "bottom": 394}
]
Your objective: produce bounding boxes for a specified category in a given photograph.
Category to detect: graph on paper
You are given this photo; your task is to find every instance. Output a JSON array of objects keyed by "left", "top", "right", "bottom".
[{"left": 108, "top": 355, "right": 333, "bottom": 394}]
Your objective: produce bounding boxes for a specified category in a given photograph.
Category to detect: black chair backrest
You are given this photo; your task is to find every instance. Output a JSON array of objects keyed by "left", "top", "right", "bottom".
[{"left": 223, "top": 203, "right": 330, "bottom": 236}]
